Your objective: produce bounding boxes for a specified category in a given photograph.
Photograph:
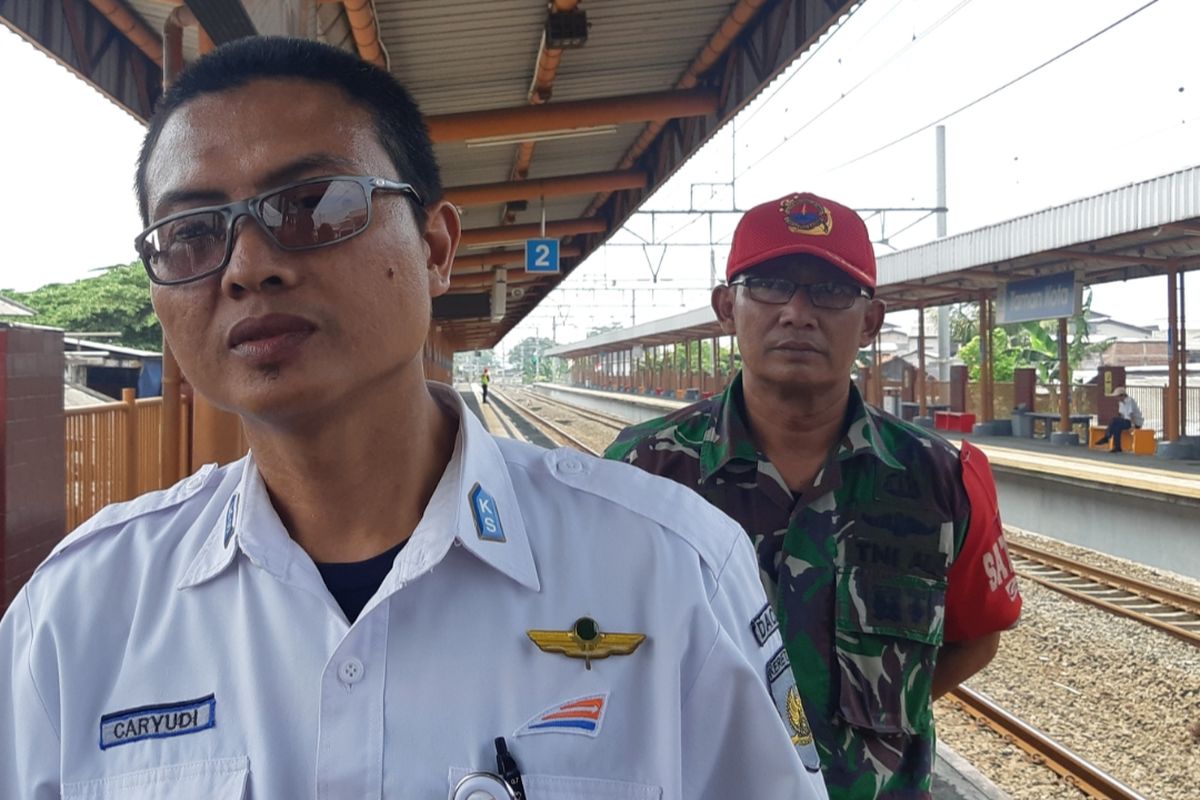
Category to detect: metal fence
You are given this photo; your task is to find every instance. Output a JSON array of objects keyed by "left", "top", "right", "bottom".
[{"left": 64, "top": 392, "right": 167, "bottom": 530}]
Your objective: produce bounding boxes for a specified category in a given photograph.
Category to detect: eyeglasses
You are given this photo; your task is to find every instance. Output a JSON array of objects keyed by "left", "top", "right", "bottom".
[
  {"left": 135, "top": 175, "right": 423, "bottom": 286},
  {"left": 729, "top": 276, "right": 871, "bottom": 310}
]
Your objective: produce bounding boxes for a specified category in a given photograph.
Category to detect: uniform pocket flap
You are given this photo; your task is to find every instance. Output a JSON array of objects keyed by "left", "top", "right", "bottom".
[
  {"left": 835, "top": 567, "right": 945, "bottom": 644},
  {"left": 62, "top": 756, "right": 249, "bottom": 800}
]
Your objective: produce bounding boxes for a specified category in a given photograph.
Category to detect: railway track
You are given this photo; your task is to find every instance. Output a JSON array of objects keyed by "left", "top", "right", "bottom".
[
  {"left": 486, "top": 388, "right": 1169, "bottom": 798},
  {"left": 946, "top": 687, "right": 1147, "bottom": 800},
  {"left": 489, "top": 388, "right": 600, "bottom": 455},
  {"left": 1007, "top": 532, "right": 1200, "bottom": 647},
  {"left": 513, "top": 388, "right": 630, "bottom": 431}
]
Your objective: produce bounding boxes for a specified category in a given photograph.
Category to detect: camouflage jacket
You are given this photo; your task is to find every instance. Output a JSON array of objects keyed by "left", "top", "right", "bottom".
[{"left": 605, "top": 375, "right": 973, "bottom": 800}]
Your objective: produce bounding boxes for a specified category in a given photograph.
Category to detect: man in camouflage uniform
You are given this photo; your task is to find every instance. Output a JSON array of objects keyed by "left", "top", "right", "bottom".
[{"left": 606, "top": 193, "right": 1022, "bottom": 799}]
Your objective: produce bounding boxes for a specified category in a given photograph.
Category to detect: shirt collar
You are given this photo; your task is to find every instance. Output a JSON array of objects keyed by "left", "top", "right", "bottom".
[
  {"left": 696, "top": 373, "right": 904, "bottom": 481},
  {"left": 179, "top": 382, "right": 539, "bottom": 593}
]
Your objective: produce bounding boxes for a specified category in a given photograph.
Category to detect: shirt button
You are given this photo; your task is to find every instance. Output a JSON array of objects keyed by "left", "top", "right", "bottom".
[
  {"left": 338, "top": 658, "right": 365, "bottom": 685},
  {"left": 559, "top": 459, "right": 583, "bottom": 474}
]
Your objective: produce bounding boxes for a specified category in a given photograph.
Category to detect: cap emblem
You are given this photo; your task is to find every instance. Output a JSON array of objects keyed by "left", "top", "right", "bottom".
[{"left": 779, "top": 195, "right": 832, "bottom": 236}]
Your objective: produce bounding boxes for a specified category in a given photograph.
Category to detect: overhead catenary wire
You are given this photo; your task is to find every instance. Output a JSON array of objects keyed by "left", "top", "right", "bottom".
[
  {"left": 825, "top": 0, "right": 1163, "bottom": 175},
  {"left": 734, "top": 0, "right": 982, "bottom": 181}
]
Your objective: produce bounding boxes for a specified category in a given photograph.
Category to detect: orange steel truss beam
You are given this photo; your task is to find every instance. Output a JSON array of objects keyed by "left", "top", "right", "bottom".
[
  {"left": 86, "top": 0, "right": 163, "bottom": 64},
  {"left": 342, "top": 0, "right": 386, "bottom": 68},
  {"left": 459, "top": 218, "right": 607, "bottom": 247},
  {"left": 444, "top": 170, "right": 646, "bottom": 208},
  {"left": 425, "top": 89, "right": 718, "bottom": 143}
]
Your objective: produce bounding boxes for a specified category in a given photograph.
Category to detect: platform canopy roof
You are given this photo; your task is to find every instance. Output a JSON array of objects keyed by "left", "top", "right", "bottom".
[
  {"left": 546, "top": 165, "right": 1200, "bottom": 358},
  {"left": 1, "top": 0, "right": 854, "bottom": 349},
  {"left": 875, "top": 165, "right": 1200, "bottom": 311}
]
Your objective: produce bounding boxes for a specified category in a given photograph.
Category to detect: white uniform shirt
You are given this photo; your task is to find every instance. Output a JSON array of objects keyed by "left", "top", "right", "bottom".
[
  {"left": 1, "top": 384, "right": 827, "bottom": 800},
  {"left": 1119, "top": 395, "right": 1143, "bottom": 426}
]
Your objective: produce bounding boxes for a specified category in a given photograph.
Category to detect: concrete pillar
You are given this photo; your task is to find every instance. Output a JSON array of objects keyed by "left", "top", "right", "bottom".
[
  {"left": 1096, "top": 366, "right": 1126, "bottom": 424},
  {"left": 0, "top": 325, "right": 66, "bottom": 612},
  {"left": 1013, "top": 367, "right": 1037, "bottom": 412},
  {"left": 949, "top": 365, "right": 969, "bottom": 413}
]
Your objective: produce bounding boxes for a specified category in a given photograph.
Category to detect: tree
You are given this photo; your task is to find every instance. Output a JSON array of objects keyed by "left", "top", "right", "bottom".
[
  {"left": 957, "top": 328, "right": 1019, "bottom": 381},
  {"left": 2, "top": 262, "right": 161, "bottom": 351},
  {"left": 955, "top": 289, "right": 1114, "bottom": 385},
  {"left": 507, "top": 336, "right": 562, "bottom": 383},
  {"left": 587, "top": 322, "right": 624, "bottom": 338}
]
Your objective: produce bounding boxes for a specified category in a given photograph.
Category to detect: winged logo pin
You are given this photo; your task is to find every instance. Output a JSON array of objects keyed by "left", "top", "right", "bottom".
[{"left": 527, "top": 616, "right": 645, "bottom": 670}]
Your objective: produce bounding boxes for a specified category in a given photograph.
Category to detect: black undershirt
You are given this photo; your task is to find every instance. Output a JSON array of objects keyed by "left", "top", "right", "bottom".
[{"left": 315, "top": 540, "right": 407, "bottom": 623}]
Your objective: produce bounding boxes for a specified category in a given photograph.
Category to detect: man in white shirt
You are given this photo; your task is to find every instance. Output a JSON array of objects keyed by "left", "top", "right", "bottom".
[
  {"left": 1096, "top": 386, "right": 1144, "bottom": 453},
  {"left": 0, "top": 37, "right": 827, "bottom": 800}
]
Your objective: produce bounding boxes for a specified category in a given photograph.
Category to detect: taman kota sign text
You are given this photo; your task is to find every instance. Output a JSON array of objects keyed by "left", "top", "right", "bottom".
[{"left": 996, "top": 272, "right": 1080, "bottom": 324}]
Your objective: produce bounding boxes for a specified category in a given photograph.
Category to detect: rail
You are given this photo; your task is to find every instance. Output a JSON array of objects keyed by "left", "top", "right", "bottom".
[
  {"left": 490, "top": 388, "right": 599, "bottom": 455},
  {"left": 946, "top": 686, "right": 1147, "bottom": 800},
  {"left": 516, "top": 387, "right": 629, "bottom": 430},
  {"left": 1007, "top": 533, "right": 1200, "bottom": 647}
]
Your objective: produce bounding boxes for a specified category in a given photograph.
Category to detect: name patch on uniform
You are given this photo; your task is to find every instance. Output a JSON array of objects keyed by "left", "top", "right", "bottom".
[
  {"left": 750, "top": 603, "right": 779, "bottom": 647},
  {"left": 100, "top": 694, "right": 215, "bottom": 750},
  {"left": 469, "top": 483, "right": 506, "bottom": 542},
  {"left": 514, "top": 693, "right": 608, "bottom": 738}
]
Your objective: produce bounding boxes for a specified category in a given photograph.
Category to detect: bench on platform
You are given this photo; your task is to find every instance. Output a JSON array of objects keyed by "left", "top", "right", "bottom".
[
  {"left": 1027, "top": 411, "right": 1091, "bottom": 440},
  {"left": 1089, "top": 426, "right": 1157, "bottom": 455}
]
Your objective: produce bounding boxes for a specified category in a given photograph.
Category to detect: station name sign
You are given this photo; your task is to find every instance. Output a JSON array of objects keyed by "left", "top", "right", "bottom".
[{"left": 996, "top": 272, "right": 1080, "bottom": 324}]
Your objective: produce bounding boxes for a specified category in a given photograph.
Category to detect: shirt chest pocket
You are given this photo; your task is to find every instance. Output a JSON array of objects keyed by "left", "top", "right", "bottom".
[
  {"left": 833, "top": 566, "right": 945, "bottom": 736},
  {"left": 62, "top": 757, "right": 249, "bottom": 800},
  {"left": 449, "top": 767, "right": 662, "bottom": 800}
]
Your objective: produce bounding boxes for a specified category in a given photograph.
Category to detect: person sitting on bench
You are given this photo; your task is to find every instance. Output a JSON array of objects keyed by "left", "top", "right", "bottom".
[{"left": 1096, "top": 387, "right": 1143, "bottom": 452}]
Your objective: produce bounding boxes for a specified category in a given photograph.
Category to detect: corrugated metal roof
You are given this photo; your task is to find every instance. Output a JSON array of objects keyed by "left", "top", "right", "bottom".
[
  {"left": 0, "top": 295, "right": 36, "bottom": 317},
  {"left": 878, "top": 166, "right": 1200, "bottom": 286},
  {"left": 6, "top": 0, "right": 850, "bottom": 348}
]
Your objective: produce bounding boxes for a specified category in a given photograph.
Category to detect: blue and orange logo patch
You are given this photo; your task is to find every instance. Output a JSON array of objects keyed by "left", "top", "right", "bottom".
[
  {"left": 514, "top": 693, "right": 608, "bottom": 738},
  {"left": 779, "top": 194, "right": 832, "bottom": 236}
]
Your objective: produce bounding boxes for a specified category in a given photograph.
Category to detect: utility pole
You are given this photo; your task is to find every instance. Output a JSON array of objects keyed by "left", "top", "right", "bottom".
[{"left": 935, "top": 125, "right": 951, "bottom": 381}]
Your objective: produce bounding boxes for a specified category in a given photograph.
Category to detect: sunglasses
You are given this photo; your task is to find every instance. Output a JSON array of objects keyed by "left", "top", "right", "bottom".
[
  {"left": 135, "top": 175, "right": 423, "bottom": 286},
  {"left": 729, "top": 276, "right": 871, "bottom": 310}
]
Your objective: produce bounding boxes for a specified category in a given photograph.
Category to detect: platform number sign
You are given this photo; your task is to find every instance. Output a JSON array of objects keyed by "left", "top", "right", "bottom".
[{"left": 526, "top": 238, "right": 560, "bottom": 273}]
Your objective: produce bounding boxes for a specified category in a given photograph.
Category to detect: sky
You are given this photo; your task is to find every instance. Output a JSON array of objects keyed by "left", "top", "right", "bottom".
[{"left": 0, "top": 0, "right": 1196, "bottom": 351}]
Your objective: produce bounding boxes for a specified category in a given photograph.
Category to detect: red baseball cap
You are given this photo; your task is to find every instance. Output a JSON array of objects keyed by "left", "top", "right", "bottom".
[{"left": 726, "top": 192, "right": 876, "bottom": 290}]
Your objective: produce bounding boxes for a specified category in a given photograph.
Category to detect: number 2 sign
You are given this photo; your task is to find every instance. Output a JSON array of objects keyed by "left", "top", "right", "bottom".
[{"left": 525, "top": 238, "right": 560, "bottom": 273}]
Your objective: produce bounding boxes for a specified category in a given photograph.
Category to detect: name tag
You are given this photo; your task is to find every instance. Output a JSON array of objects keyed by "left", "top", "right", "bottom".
[{"left": 100, "top": 694, "right": 215, "bottom": 750}]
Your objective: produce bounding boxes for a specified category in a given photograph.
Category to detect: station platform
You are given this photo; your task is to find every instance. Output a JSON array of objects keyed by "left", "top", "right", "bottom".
[
  {"left": 530, "top": 382, "right": 1200, "bottom": 580},
  {"left": 532, "top": 382, "right": 1200, "bottom": 496}
]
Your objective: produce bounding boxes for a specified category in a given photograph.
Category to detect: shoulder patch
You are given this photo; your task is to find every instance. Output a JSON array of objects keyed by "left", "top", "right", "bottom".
[
  {"left": 766, "top": 647, "right": 821, "bottom": 772},
  {"left": 750, "top": 603, "right": 779, "bottom": 647}
]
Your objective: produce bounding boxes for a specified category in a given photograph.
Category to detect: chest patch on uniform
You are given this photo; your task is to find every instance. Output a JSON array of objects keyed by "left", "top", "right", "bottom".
[
  {"left": 99, "top": 694, "right": 215, "bottom": 750},
  {"left": 750, "top": 603, "right": 779, "bottom": 647},
  {"left": 766, "top": 648, "right": 821, "bottom": 772},
  {"left": 469, "top": 483, "right": 506, "bottom": 542},
  {"left": 514, "top": 693, "right": 608, "bottom": 738}
]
